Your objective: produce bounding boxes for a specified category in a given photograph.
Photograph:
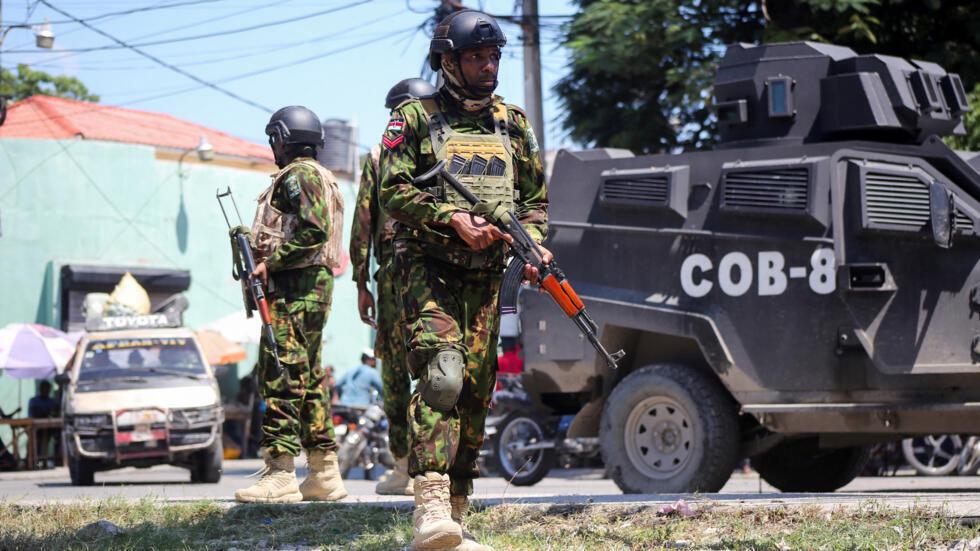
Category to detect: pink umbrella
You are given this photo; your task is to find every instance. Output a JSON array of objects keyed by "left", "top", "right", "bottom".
[{"left": 0, "top": 324, "right": 82, "bottom": 380}]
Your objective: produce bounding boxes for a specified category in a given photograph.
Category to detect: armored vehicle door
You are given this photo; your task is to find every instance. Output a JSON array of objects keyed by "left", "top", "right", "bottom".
[{"left": 834, "top": 148, "right": 980, "bottom": 374}]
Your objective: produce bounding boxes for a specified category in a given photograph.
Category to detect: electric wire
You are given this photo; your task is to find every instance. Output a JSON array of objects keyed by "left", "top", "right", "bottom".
[
  {"left": 4, "top": 0, "right": 373, "bottom": 53},
  {"left": 35, "top": 0, "right": 274, "bottom": 113}
]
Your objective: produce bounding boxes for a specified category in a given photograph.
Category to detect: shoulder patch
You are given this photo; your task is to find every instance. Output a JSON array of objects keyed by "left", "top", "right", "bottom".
[
  {"left": 284, "top": 173, "right": 302, "bottom": 200},
  {"left": 382, "top": 114, "right": 406, "bottom": 149}
]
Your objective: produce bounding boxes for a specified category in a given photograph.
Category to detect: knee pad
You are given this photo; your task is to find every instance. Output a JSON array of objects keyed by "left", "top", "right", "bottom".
[{"left": 419, "top": 348, "right": 465, "bottom": 411}]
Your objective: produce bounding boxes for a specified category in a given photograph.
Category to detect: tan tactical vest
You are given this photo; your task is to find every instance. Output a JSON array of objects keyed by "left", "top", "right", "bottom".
[
  {"left": 418, "top": 98, "right": 518, "bottom": 211},
  {"left": 252, "top": 158, "right": 345, "bottom": 270}
]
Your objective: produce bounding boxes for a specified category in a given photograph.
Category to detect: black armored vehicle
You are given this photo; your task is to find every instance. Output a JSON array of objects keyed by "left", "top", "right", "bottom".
[{"left": 520, "top": 41, "right": 980, "bottom": 493}]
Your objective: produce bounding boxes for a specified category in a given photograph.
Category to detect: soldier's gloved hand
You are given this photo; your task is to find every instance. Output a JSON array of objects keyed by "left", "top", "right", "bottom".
[
  {"left": 449, "top": 211, "right": 513, "bottom": 251},
  {"left": 357, "top": 286, "right": 377, "bottom": 328},
  {"left": 524, "top": 246, "right": 553, "bottom": 286}
]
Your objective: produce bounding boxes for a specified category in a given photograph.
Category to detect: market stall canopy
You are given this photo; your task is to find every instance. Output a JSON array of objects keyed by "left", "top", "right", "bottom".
[
  {"left": 0, "top": 323, "right": 81, "bottom": 379},
  {"left": 195, "top": 329, "right": 247, "bottom": 366},
  {"left": 204, "top": 311, "right": 261, "bottom": 345}
]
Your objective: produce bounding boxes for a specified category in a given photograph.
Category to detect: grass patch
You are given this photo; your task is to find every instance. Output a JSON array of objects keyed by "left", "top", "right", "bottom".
[{"left": 0, "top": 498, "right": 977, "bottom": 550}]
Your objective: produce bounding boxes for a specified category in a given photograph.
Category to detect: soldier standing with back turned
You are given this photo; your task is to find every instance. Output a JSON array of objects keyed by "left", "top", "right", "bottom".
[
  {"left": 379, "top": 10, "right": 549, "bottom": 550},
  {"left": 350, "top": 77, "right": 437, "bottom": 497},
  {"left": 234, "top": 106, "right": 348, "bottom": 504}
]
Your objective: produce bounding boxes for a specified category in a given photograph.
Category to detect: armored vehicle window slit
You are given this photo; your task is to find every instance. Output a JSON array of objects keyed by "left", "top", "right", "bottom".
[{"left": 598, "top": 166, "right": 690, "bottom": 218}]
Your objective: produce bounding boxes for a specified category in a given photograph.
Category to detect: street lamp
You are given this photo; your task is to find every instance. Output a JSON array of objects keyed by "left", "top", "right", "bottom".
[
  {"left": 178, "top": 135, "right": 215, "bottom": 178},
  {"left": 0, "top": 19, "right": 56, "bottom": 126}
]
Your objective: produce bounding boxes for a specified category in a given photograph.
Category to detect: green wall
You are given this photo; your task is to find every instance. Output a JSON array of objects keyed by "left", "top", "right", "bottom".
[{"left": 0, "top": 137, "right": 370, "bottom": 425}]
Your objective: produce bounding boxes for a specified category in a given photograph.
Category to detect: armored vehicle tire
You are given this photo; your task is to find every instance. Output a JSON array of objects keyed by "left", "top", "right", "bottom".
[
  {"left": 191, "top": 439, "right": 222, "bottom": 483},
  {"left": 69, "top": 456, "right": 95, "bottom": 486},
  {"left": 493, "top": 411, "right": 556, "bottom": 486},
  {"left": 753, "top": 438, "right": 872, "bottom": 492},
  {"left": 600, "top": 364, "right": 739, "bottom": 494}
]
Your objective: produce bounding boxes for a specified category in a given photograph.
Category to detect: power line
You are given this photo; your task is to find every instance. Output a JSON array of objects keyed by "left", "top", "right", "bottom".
[
  {"left": 8, "top": 0, "right": 226, "bottom": 26},
  {"left": 4, "top": 0, "right": 282, "bottom": 60},
  {"left": 4, "top": 0, "right": 374, "bottom": 53},
  {"left": 0, "top": 22, "right": 421, "bottom": 151},
  {"left": 35, "top": 0, "right": 274, "bottom": 113},
  {"left": 22, "top": 10, "right": 408, "bottom": 73}
]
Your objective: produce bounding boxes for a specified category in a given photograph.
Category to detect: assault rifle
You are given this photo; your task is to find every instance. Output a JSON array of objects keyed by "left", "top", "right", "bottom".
[
  {"left": 216, "top": 187, "right": 283, "bottom": 375},
  {"left": 414, "top": 160, "right": 625, "bottom": 370}
]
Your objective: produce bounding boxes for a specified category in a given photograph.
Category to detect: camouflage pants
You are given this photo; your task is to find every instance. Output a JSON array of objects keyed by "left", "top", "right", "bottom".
[
  {"left": 258, "top": 298, "right": 336, "bottom": 457},
  {"left": 395, "top": 240, "right": 500, "bottom": 497},
  {"left": 375, "top": 259, "right": 411, "bottom": 460}
]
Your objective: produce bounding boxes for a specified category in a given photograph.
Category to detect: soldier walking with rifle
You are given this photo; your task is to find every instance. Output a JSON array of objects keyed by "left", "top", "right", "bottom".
[
  {"left": 350, "top": 77, "right": 436, "bottom": 497},
  {"left": 379, "top": 11, "right": 549, "bottom": 550},
  {"left": 224, "top": 106, "right": 347, "bottom": 504}
]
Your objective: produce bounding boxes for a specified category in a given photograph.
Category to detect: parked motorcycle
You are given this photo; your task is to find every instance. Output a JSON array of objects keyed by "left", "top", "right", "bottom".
[
  {"left": 334, "top": 402, "right": 394, "bottom": 480},
  {"left": 902, "top": 434, "right": 980, "bottom": 476},
  {"left": 483, "top": 375, "right": 602, "bottom": 486}
]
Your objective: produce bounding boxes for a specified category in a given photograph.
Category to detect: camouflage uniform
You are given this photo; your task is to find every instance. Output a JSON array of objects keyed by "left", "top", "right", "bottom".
[
  {"left": 349, "top": 145, "right": 411, "bottom": 459},
  {"left": 379, "top": 89, "right": 548, "bottom": 497},
  {"left": 258, "top": 158, "right": 337, "bottom": 458}
]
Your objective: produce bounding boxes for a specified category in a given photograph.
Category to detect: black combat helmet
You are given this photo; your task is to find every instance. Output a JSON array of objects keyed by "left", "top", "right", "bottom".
[
  {"left": 265, "top": 106, "right": 324, "bottom": 148},
  {"left": 428, "top": 10, "right": 507, "bottom": 71},
  {"left": 385, "top": 78, "right": 437, "bottom": 109},
  {"left": 265, "top": 106, "right": 323, "bottom": 167}
]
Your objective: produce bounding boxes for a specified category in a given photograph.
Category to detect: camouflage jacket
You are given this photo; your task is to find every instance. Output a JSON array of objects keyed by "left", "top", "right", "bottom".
[
  {"left": 264, "top": 157, "right": 333, "bottom": 306},
  {"left": 349, "top": 145, "right": 396, "bottom": 288},
  {"left": 378, "top": 89, "right": 548, "bottom": 265}
]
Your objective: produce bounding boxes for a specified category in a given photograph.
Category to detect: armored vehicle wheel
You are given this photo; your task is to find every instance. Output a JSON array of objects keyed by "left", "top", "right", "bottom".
[
  {"left": 190, "top": 439, "right": 222, "bottom": 483},
  {"left": 902, "top": 435, "right": 965, "bottom": 476},
  {"left": 754, "top": 438, "right": 872, "bottom": 492},
  {"left": 600, "top": 364, "right": 738, "bottom": 494},
  {"left": 69, "top": 456, "right": 95, "bottom": 486},
  {"left": 494, "top": 411, "right": 556, "bottom": 486}
]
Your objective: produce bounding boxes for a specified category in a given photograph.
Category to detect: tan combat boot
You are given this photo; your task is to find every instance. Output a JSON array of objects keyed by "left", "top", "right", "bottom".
[
  {"left": 234, "top": 451, "right": 303, "bottom": 503},
  {"left": 299, "top": 449, "right": 348, "bottom": 501},
  {"left": 411, "top": 472, "right": 462, "bottom": 550},
  {"left": 451, "top": 495, "right": 494, "bottom": 551},
  {"left": 375, "top": 456, "right": 413, "bottom": 495}
]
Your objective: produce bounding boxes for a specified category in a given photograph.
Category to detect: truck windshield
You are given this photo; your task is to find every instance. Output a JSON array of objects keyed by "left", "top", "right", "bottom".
[{"left": 78, "top": 338, "right": 206, "bottom": 381}]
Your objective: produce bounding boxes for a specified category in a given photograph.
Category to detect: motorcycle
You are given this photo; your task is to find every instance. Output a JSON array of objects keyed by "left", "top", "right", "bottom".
[
  {"left": 334, "top": 402, "right": 395, "bottom": 480},
  {"left": 483, "top": 375, "right": 602, "bottom": 486},
  {"left": 902, "top": 434, "right": 980, "bottom": 476}
]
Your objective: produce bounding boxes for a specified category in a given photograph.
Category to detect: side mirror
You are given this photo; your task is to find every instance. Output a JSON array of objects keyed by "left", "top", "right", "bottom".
[
  {"left": 54, "top": 372, "right": 70, "bottom": 386},
  {"left": 929, "top": 180, "right": 955, "bottom": 249}
]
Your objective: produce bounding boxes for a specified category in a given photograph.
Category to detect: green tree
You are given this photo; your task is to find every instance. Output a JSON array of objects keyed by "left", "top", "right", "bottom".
[
  {"left": 946, "top": 83, "right": 980, "bottom": 151},
  {"left": 0, "top": 63, "right": 99, "bottom": 102},
  {"left": 555, "top": 0, "right": 763, "bottom": 153},
  {"left": 555, "top": 0, "right": 979, "bottom": 153}
]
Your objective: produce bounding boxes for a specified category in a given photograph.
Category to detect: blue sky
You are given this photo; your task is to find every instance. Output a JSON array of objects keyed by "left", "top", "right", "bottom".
[{"left": 1, "top": 0, "right": 578, "bottom": 152}]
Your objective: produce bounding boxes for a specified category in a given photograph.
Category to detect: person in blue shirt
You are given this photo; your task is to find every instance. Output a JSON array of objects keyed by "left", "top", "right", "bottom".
[{"left": 335, "top": 349, "right": 383, "bottom": 407}]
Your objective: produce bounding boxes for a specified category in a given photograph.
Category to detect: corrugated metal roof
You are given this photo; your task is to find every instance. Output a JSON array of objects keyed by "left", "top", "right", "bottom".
[{"left": 0, "top": 95, "right": 273, "bottom": 161}]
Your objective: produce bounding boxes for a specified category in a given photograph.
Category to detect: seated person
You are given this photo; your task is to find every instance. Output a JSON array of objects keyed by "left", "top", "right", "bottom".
[
  {"left": 335, "top": 350, "right": 383, "bottom": 407},
  {"left": 28, "top": 381, "right": 60, "bottom": 468},
  {"left": 28, "top": 381, "right": 58, "bottom": 419}
]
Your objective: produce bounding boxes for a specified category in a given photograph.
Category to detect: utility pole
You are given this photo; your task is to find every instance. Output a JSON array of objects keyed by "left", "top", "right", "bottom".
[{"left": 521, "top": 0, "right": 545, "bottom": 156}]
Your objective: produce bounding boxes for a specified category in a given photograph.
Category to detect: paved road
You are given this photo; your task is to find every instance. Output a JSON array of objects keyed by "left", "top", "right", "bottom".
[{"left": 4, "top": 460, "right": 980, "bottom": 515}]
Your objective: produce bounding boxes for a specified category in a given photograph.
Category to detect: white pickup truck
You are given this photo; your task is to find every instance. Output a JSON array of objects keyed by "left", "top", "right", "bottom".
[{"left": 62, "top": 325, "right": 223, "bottom": 486}]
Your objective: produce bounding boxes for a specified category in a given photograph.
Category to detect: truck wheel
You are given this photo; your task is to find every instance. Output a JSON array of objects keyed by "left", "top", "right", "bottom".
[
  {"left": 901, "top": 435, "right": 964, "bottom": 476},
  {"left": 600, "top": 364, "right": 738, "bottom": 494},
  {"left": 69, "top": 456, "right": 95, "bottom": 486},
  {"left": 191, "top": 439, "right": 223, "bottom": 484},
  {"left": 754, "top": 438, "right": 871, "bottom": 492},
  {"left": 494, "top": 411, "right": 556, "bottom": 486}
]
